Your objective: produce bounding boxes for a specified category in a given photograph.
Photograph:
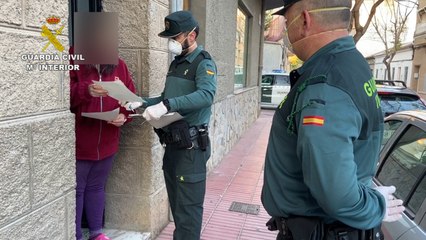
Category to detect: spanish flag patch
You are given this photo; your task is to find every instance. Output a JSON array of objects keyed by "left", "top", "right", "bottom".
[
  {"left": 303, "top": 116, "right": 325, "bottom": 126},
  {"left": 206, "top": 70, "right": 215, "bottom": 75}
]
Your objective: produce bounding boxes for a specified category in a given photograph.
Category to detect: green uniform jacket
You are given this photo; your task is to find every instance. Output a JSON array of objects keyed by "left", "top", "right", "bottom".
[
  {"left": 145, "top": 46, "right": 217, "bottom": 126},
  {"left": 261, "top": 36, "right": 386, "bottom": 230}
]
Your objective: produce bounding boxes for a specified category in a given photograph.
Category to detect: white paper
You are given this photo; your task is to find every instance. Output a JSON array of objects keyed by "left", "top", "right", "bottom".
[
  {"left": 82, "top": 108, "right": 120, "bottom": 121},
  {"left": 148, "top": 112, "right": 184, "bottom": 129},
  {"left": 93, "top": 80, "right": 142, "bottom": 102}
]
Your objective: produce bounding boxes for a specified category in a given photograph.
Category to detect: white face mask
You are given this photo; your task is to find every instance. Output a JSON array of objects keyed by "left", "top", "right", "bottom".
[
  {"left": 168, "top": 39, "right": 183, "bottom": 55},
  {"left": 167, "top": 27, "right": 196, "bottom": 56}
]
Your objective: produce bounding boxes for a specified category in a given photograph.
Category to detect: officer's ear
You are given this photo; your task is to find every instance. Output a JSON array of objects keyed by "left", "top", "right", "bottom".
[
  {"left": 301, "top": 10, "right": 313, "bottom": 36},
  {"left": 193, "top": 26, "right": 199, "bottom": 39},
  {"left": 187, "top": 29, "right": 197, "bottom": 42}
]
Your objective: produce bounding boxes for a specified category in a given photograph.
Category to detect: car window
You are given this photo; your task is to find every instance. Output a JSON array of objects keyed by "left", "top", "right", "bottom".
[
  {"left": 381, "top": 120, "right": 403, "bottom": 150},
  {"left": 380, "top": 94, "right": 426, "bottom": 116},
  {"left": 407, "top": 176, "right": 426, "bottom": 216},
  {"left": 262, "top": 75, "right": 274, "bottom": 86},
  {"left": 377, "top": 125, "right": 426, "bottom": 210},
  {"left": 275, "top": 75, "right": 290, "bottom": 86}
]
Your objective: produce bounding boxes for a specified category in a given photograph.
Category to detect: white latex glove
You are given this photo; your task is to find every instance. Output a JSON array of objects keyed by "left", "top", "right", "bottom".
[
  {"left": 123, "top": 101, "right": 143, "bottom": 111},
  {"left": 142, "top": 101, "right": 168, "bottom": 121},
  {"left": 120, "top": 98, "right": 146, "bottom": 111},
  {"left": 375, "top": 186, "right": 405, "bottom": 222}
]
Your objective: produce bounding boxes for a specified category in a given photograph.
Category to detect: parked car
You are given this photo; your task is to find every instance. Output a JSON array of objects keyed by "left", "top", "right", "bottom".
[
  {"left": 374, "top": 110, "right": 426, "bottom": 239},
  {"left": 376, "top": 80, "right": 426, "bottom": 117},
  {"left": 260, "top": 71, "right": 290, "bottom": 108}
]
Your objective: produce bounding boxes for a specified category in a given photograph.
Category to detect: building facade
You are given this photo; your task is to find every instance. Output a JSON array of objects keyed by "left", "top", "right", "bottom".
[
  {"left": 370, "top": 43, "right": 413, "bottom": 87},
  {"left": 413, "top": 0, "right": 426, "bottom": 98},
  {"left": 0, "top": 0, "right": 281, "bottom": 238},
  {"left": 0, "top": 0, "right": 75, "bottom": 239}
]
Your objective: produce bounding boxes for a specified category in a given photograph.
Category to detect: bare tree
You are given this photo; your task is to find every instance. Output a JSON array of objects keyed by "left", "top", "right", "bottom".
[
  {"left": 263, "top": 1, "right": 409, "bottom": 46},
  {"left": 351, "top": 0, "right": 385, "bottom": 43},
  {"left": 372, "top": 0, "right": 416, "bottom": 80},
  {"left": 263, "top": 1, "right": 386, "bottom": 43}
]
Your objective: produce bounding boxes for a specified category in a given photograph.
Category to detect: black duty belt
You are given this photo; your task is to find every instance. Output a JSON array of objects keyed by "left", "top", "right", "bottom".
[
  {"left": 268, "top": 217, "right": 383, "bottom": 240},
  {"left": 163, "top": 125, "right": 208, "bottom": 146}
]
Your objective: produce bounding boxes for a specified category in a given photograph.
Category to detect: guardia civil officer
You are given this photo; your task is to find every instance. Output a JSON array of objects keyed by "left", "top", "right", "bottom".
[
  {"left": 124, "top": 11, "right": 216, "bottom": 240},
  {"left": 261, "top": 1, "right": 405, "bottom": 239}
]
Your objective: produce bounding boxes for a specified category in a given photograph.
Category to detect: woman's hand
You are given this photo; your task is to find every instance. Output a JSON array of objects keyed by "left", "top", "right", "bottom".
[
  {"left": 108, "top": 113, "right": 127, "bottom": 127},
  {"left": 88, "top": 84, "right": 108, "bottom": 97}
]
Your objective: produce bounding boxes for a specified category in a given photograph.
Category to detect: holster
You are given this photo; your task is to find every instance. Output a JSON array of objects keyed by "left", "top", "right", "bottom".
[
  {"left": 286, "top": 216, "right": 323, "bottom": 240},
  {"left": 267, "top": 216, "right": 322, "bottom": 240},
  {"left": 325, "top": 223, "right": 383, "bottom": 240},
  {"left": 169, "top": 120, "right": 192, "bottom": 149},
  {"left": 197, "top": 126, "right": 209, "bottom": 151}
]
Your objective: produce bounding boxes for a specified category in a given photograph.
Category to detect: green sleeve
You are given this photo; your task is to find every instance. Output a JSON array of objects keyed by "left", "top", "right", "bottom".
[
  {"left": 143, "top": 93, "right": 164, "bottom": 107},
  {"left": 295, "top": 82, "right": 386, "bottom": 229},
  {"left": 168, "top": 59, "right": 217, "bottom": 112}
]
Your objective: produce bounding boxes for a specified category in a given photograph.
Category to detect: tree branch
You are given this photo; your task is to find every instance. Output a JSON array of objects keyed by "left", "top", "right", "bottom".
[{"left": 353, "top": 0, "right": 385, "bottom": 43}]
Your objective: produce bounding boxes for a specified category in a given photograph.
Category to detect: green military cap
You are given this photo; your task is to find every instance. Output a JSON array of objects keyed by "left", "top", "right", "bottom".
[
  {"left": 158, "top": 11, "right": 198, "bottom": 38},
  {"left": 273, "top": 0, "right": 302, "bottom": 15}
]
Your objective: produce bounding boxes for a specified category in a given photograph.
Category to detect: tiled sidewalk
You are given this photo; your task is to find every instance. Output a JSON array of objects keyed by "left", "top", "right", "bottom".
[{"left": 156, "top": 110, "right": 277, "bottom": 240}]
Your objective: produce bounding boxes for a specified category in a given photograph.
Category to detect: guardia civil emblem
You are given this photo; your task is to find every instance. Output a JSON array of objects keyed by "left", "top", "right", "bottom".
[{"left": 41, "top": 15, "right": 65, "bottom": 52}]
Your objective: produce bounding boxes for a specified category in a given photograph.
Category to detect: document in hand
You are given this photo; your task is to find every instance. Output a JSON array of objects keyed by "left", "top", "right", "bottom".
[
  {"left": 82, "top": 108, "right": 120, "bottom": 121},
  {"left": 93, "top": 80, "right": 142, "bottom": 102},
  {"left": 147, "top": 112, "right": 184, "bottom": 129}
]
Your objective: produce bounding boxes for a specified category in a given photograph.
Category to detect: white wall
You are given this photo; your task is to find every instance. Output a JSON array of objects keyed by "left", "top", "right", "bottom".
[
  {"left": 262, "top": 41, "right": 283, "bottom": 73},
  {"left": 373, "top": 47, "right": 413, "bottom": 86}
]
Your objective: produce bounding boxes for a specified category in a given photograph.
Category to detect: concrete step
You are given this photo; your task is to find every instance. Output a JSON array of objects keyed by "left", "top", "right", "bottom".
[
  {"left": 83, "top": 229, "right": 151, "bottom": 240},
  {"left": 104, "top": 229, "right": 151, "bottom": 240}
]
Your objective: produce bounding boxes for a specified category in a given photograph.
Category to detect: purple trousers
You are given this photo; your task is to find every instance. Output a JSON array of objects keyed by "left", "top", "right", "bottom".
[{"left": 75, "top": 155, "right": 115, "bottom": 240}]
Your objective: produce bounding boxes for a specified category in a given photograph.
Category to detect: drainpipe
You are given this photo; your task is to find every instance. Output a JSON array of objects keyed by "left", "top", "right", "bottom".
[
  {"left": 258, "top": 1, "right": 266, "bottom": 115},
  {"left": 258, "top": 1, "right": 265, "bottom": 81},
  {"left": 257, "top": 0, "right": 265, "bottom": 116}
]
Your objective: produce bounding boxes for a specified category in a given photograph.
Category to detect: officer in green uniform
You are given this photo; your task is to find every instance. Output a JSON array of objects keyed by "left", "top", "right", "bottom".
[
  {"left": 261, "top": 1, "right": 405, "bottom": 239},
  {"left": 124, "top": 11, "right": 216, "bottom": 240}
]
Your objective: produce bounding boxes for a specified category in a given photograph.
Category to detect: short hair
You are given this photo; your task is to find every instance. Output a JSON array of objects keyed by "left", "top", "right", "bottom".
[
  {"left": 296, "top": 0, "right": 352, "bottom": 30},
  {"left": 185, "top": 26, "right": 200, "bottom": 39},
  {"left": 194, "top": 26, "right": 200, "bottom": 39}
]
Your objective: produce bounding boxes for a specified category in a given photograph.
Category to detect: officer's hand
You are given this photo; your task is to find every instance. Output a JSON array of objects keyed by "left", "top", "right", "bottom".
[
  {"left": 375, "top": 186, "right": 405, "bottom": 222},
  {"left": 120, "top": 98, "right": 146, "bottom": 111},
  {"left": 89, "top": 84, "right": 108, "bottom": 97},
  {"left": 142, "top": 102, "right": 168, "bottom": 121},
  {"left": 122, "top": 101, "right": 143, "bottom": 111}
]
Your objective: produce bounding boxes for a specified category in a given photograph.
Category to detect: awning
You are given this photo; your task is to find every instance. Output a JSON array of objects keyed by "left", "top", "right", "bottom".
[
  {"left": 264, "top": 0, "right": 283, "bottom": 10},
  {"left": 264, "top": 0, "right": 285, "bottom": 42},
  {"left": 264, "top": 15, "right": 285, "bottom": 42}
]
